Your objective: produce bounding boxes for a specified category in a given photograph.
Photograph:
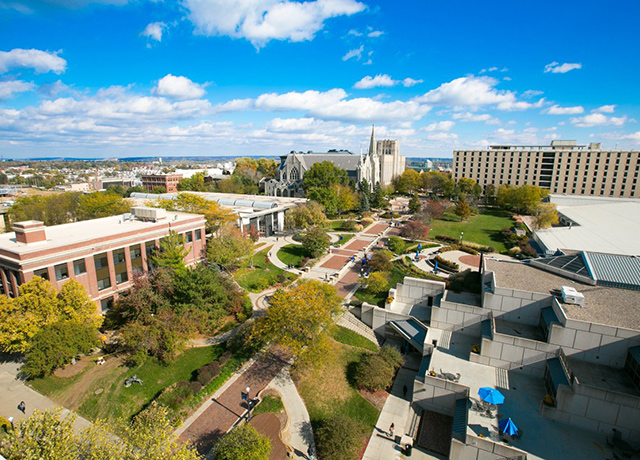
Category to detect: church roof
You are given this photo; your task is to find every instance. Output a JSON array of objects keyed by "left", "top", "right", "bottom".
[{"left": 292, "top": 152, "right": 362, "bottom": 172}]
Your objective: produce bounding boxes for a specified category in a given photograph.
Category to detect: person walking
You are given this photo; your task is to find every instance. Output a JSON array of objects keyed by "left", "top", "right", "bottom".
[
  {"left": 389, "top": 423, "right": 395, "bottom": 438},
  {"left": 307, "top": 447, "right": 315, "bottom": 460},
  {"left": 17, "top": 401, "right": 25, "bottom": 414}
]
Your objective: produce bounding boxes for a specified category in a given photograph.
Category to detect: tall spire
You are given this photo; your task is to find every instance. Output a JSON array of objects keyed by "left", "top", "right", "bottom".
[{"left": 368, "top": 124, "right": 377, "bottom": 157}]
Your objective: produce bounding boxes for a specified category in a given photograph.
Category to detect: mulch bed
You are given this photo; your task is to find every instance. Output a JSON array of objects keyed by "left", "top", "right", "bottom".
[
  {"left": 249, "top": 413, "right": 288, "bottom": 460},
  {"left": 458, "top": 254, "right": 481, "bottom": 267}
]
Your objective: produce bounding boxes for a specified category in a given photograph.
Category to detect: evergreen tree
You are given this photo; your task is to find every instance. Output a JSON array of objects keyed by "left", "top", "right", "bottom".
[
  {"left": 372, "top": 183, "right": 386, "bottom": 209},
  {"left": 408, "top": 193, "right": 421, "bottom": 213}
]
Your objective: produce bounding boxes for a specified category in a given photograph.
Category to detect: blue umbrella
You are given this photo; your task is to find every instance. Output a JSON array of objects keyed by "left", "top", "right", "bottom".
[
  {"left": 499, "top": 418, "right": 518, "bottom": 436},
  {"left": 478, "top": 387, "right": 505, "bottom": 405}
]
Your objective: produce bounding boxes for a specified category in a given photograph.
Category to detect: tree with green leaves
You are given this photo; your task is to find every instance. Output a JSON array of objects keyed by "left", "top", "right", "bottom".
[
  {"left": 360, "top": 190, "right": 370, "bottom": 212},
  {"left": 533, "top": 202, "right": 559, "bottom": 230},
  {"left": 21, "top": 321, "right": 99, "bottom": 379},
  {"left": 0, "top": 277, "right": 100, "bottom": 354},
  {"left": 1, "top": 404, "right": 203, "bottom": 460},
  {"left": 155, "top": 193, "right": 236, "bottom": 234},
  {"left": 206, "top": 226, "right": 254, "bottom": 268},
  {"left": 284, "top": 202, "right": 327, "bottom": 230},
  {"left": 371, "top": 182, "right": 386, "bottom": 209},
  {"left": 454, "top": 196, "right": 472, "bottom": 221},
  {"left": 212, "top": 424, "right": 271, "bottom": 460},
  {"left": 408, "top": 193, "right": 421, "bottom": 213},
  {"left": 334, "top": 185, "right": 359, "bottom": 216},
  {"left": 302, "top": 161, "right": 349, "bottom": 191},
  {"left": 77, "top": 191, "right": 129, "bottom": 220},
  {"left": 392, "top": 170, "right": 421, "bottom": 194},
  {"left": 363, "top": 271, "right": 389, "bottom": 293},
  {"left": 315, "top": 415, "right": 365, "bottom": 460},
  {"left": 151, "top": 231, "right": 188, "bottom": 272},
  {"left": 252, "top": 280, "right": 342, "bottom": 368},
  {"left": 301, "top": 226, "right": 330, "bottom": 258},
  {"left": 306, "top": 186, "right": 338, "bottom": 215},
  {"left": 496, "top": 184, "right": 548, "bottom": 214}
]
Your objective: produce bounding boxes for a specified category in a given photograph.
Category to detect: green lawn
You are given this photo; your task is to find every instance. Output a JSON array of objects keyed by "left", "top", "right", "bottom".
[
  {"left": 337, "top": 233, "right": 354, "bottom": 246},
  {"left": 330, "top": 325, "right": 378, "bottom": 351},
  {"left": 277, "top": 244, "right": 309, "bottom": 267},
  {"left": 31, "top": 345, "right": 224, "bottom": 422},
  {"left": 326, "top": 220, "right": 357, "bottom": 231},
  {"left": 234, "top": 246, "right": 297, "bottom": 292},
  {"left": 297, "top": 341, "right": 380, "bottom": 455},
  {"left": 354, "top": 258, "right": 447, "bottom": 307},
  {"left": 428, "top": 209, "right": 513, "bottom": 253},
  {"left": 254, "top": 395, "right": 284, "bottom": 415}
]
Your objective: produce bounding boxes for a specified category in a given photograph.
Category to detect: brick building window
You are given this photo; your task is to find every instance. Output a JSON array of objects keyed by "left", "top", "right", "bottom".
[
  {"left": 55, "top": 263, "right": 69, "bottom": 281},
  {"left": 74, "top": 259, "right": 86, "bottom": 275}
]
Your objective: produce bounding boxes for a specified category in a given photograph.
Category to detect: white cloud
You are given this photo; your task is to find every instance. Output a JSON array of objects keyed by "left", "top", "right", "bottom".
[
  {"left": 488, "top": 128, "right": 542, "bottom": 144},
  {"left": 184, "top": 0, "right": 366, "bottom": 48},
  {"left": 0, "top": 80, "right": 35, "bottom": 99},
  {"left": 545, "top": 104, "right": 584, "bottom": 115},
  {"left": 425, "top": 132, "right": 458, "bottom": 141},
  {"left": 0, "top": 49, "right": 67, "bottom": 74},
  {"left": 154, "top": 74, "right": 206, "bottom": 100},
  {"left": 141, "top": 22, "right": 167, "bottom": 42},
  {"left": 416, "top": 76, "right": 543, "bottom": 111},
  {"left": 367, "top": 30, "right": 383, "bottom": 37},
  {"left": 423, "top": 121, "right": 455, "bottom": 132},
  {"left": 253, "top": 88, "right": 430, "bottom": 122},
  {"left": 354, "top": 74, "right": 395, "bottom": 89},
  {"left": 451, "top": 112, "right": 500, "bottom": 124},
  {"left": 503, "top": 76, "right": 512, "bottom": 81},
  {"left": 402, "top": 77, "right": 422, "bottom": 87},
  {"left": 343, "top": 45, "right": 364, "bottom": 61},
  {"left": 347, "top": 29, "right": 362, "bottom": 36},
  {"left": 570, "top": 113, "right": 627, "bottom": 127},
  {"left": 593, "top": 105, "right": 615, "bottom": 113},
  {"left": 353, "top": 74, "right": 423, "bottom": 89},
  {"left": 544, "top": 62, "right": 582, "bottom": 74},
  {"left": 600, "top": 131, "right": 640, "bottom": 142},
  {"left": 522, "top": 90, "right": 544, "bottom": 99}
]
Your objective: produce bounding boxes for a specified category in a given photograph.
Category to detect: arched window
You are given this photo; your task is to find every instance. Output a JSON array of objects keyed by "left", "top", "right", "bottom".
[{"left": 289, "top": 167, "right": 299, "bottom": 181}]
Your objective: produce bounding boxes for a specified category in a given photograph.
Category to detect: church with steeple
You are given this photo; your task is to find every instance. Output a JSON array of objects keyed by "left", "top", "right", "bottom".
[{"left": 263, "top": 125, "right": 405, "bottom": 197}]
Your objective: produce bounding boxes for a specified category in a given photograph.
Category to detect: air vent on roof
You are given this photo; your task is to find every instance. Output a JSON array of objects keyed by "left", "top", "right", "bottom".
[{"left": 131, "top": 207, "right": 167, "bottom": 222}]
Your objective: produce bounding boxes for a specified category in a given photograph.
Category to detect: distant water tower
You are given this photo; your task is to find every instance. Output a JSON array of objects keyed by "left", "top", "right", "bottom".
[{"left": 158, "top": 157, "right": 163, "bottom": 164}]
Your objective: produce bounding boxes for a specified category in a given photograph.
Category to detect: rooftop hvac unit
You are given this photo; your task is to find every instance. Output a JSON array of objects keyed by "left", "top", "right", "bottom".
[
  {"left": 561, "top": 286, "right": 584, "bottom": 307},
  {"left": 130, "top": 207, "right": 167, "bottom": 222}
]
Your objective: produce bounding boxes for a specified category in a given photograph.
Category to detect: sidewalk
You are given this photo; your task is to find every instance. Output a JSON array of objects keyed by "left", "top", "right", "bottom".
[
  {"left": 177, "top": 349, "right": 288, "bottom": 456},
  {"left": 0, "top": 357, "right": 91, "bottom": 433},
  {"left": 266, "top": 366, "right": 315, "bottom": 459}
]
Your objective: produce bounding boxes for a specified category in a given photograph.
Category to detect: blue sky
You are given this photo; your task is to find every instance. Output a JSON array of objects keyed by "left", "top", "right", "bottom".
[{"left": 0, "top": 0, "right": 639, "bottom": 159}]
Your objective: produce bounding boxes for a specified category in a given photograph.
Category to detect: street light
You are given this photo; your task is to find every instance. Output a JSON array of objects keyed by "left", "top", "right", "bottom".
[{"left": 459, "top": 231, "right": 464, "bottom": 245}]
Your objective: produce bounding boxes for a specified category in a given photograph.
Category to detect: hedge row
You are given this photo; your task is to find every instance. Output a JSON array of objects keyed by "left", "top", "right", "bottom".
[{"left": 434, "top": 255, "right": 459, "bottom": 271}]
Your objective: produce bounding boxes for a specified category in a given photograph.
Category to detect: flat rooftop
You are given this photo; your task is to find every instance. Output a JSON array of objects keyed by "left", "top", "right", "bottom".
[
  {"left": 0, "top": 211, "right": 202, "bottom": 257},
  {"left": 568, "top": 358, "right": 639, "bottom": 397},
  {"left": 534, "top": 201, "right": 640, "bottom": 256},
  {"left": 130, "top": 192, "right": 306, "bottom": 215},
  {"left": 486, "top": 259, "right": 640, "bottom": 330}
]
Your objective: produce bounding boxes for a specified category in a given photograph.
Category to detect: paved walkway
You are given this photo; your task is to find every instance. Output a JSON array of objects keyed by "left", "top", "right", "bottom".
[
  {"left": 177, "top": 350, "right": 288, "bottom": 456},
  {"left": 266, "top": 366, "right": 316, "bottom": 459},
  {"left": 0, "top": 357, "right": 91, "bottom": 433}
]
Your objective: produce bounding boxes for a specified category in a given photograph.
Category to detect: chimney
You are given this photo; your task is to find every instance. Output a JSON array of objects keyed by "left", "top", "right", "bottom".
[{"left": 13, "top": 221, "right": 47, "bottom": 244}]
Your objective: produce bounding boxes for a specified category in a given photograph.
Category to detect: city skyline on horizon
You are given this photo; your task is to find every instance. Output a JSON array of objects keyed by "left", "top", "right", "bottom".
[{"left": 1, "top": 0, "right": 639, "bottom": 159}]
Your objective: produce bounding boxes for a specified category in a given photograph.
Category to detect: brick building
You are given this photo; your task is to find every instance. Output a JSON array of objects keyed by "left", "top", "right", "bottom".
[
  {"left": 0, "top": 207, "right": 205, "bottom": 313},
  {"left": 141, "top": 174, "right": 183, "bottom": 193}
]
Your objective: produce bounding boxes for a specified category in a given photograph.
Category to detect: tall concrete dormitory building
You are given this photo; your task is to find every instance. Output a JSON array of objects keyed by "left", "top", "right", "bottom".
[{"left": 453, "top": 140, "right": 640, "bottom": 197}]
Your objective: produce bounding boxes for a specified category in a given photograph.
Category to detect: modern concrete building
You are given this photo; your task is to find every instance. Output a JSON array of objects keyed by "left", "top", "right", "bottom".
[
  {"left": 453, "top": 141, "right": 640, "bottom": 197},
  {"left": 131, "top": 191, "right": 306, "bottom": 237},
  {"left": 353, "top": 252, "right": 640, "bottom": 459},
  {"left": 0, "top": 207, "right": 205, "bottom": 313},
  {"left": 532, "top": 195, "right": 640, "bottom": 256},
  {"left": 141, "top": 174, "right": 183, "bottom": 193}
]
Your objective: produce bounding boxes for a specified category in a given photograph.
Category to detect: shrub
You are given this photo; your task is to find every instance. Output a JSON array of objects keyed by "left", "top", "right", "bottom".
[
  {"left": 508, "top": 246, "right": 522, "bottom": 257},
  {"left": 316, "top": 415, "right": 364, "bottom": 460},
  {"left": 301, "top": 226, "right": 330, "bottom": 258},
  {"left": 218, "top": 350, "right": 233, "bottom": 366},
  {"left": 343, "top": 220, "right": 358, "bottom": 231},
  {"left": 435, "top": 234, "right": 457, "bottom": 243},
  {"left": 519, "top": 243, "right": 538, "bottom": 258},
  {"left": 297, "top": 257, "right": 310, "bottom": 269},
  {"left": 361, "top": 217, "right": 374, "bottom": 227},
  {"left": 276, "top": 274, "right": 286, "bottom": 283},
  {"left": 401, "top": 220, "right": 429, "bottom": 240},
  {"left": 189, "top": 381, "right": 204, "bottom": 395},
  {"left": 369, "top": 251, "right": 393, "bottom": 272},
  {"left": 380, "top": 211, "right": 400, "bottom": 219},
  {"left": 156, "top": 382, "right": 193, "bottom": 411},
  {"left": 213, "top": 424, "right": 271, "bottom": 460},
  {"left": 354, "top": 345, "right": 404, "bottom": 392},
  {"left": 197, "top": 361, "right": 222, "bottom": 386},
  {"left": 461, "top": 241, "right": 494, "bottom": 253},
  {"left": 387, "top": 236, "right": 405, "bottom": 254},
  {"left": 349, "top": 299, "right": 363, "bottom": 308},
  {"left": 21, "top": 321, "right": 99, "bottom": 379},
  {"left": 353, "top": 224, "right": 364, "bottom": 232},
  {"left": 364, "top": 272, "right": 389, "bottom": 293},
  {"left": 434, "top": 256, "right": 459, "bottom": 272}
]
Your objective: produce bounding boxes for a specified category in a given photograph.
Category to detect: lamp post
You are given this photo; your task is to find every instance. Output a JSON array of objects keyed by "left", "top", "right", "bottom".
[{"left": 459, "top": 231, "right": 464, "bottom": 245}]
